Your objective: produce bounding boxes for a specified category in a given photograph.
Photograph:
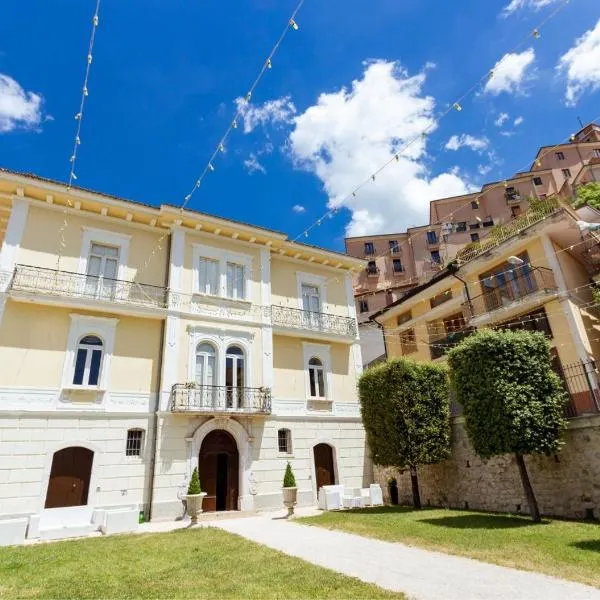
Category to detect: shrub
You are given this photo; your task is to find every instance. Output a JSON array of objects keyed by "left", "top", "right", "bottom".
[
  {"left": 359, "top": 358, "right": 450, "bottom": 509},
  {"left": 283, "top": 462, "right": 296, "bottom": 488},
  {"left": 571, "top": 182, "right": 600, "bottom": 210},
  {"left": 447, "top": 329, "right": 566, "bottom": 522},
  {"left": 387, "top": 477, "right": 397, "bottom": 487},
  {"left": 187, "top": 467, "right": 202, "bottom": 495}
]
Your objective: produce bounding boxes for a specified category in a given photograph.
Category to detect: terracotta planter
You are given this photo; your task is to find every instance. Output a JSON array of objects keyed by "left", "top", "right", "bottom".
[
  {"left": 283, "top": 486, "right": 298, "bottom": 517},
  {"left": 186, "top": 492, "right": 207, "bottom": 524}
]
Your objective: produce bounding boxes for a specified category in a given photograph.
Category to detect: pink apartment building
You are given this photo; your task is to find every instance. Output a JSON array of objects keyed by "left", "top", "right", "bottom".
[{"left": 345, "top": 122, "right": 600, "bottom": 365}]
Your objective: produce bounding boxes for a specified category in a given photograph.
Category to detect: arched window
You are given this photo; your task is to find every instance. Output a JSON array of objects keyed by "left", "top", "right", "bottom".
[
  {"left": 308, "top": 357, "right": 326, "bottom": 399},
  {"left": 195, "top": 343, "right": 216, "bottom": 388},
  {"left": 278, "top": 428, "right": 292, "bottom": 454},
  {"left": 226, "top": 345, "right": 245, "bottom": 408},
  {"left": 73, "top": 335, "right": 103, "bottom": 386}
]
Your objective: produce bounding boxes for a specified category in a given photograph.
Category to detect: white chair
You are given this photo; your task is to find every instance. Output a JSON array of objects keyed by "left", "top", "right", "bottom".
[
  {"left": 342, "top": 487, "right": 363, "bottom": 509},
  {"left": 318, "top": 484, "right": 344, "bottom": 510},
  {"left": 370, "top": 483, "right": 384, "bottom": 506}
]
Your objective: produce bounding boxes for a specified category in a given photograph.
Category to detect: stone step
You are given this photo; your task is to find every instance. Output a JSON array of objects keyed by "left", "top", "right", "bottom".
[{"left": 39, "top": 524, "right": 98, "bottom": 541}]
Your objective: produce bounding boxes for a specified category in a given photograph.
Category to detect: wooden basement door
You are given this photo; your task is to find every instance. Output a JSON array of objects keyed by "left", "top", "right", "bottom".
[
  {"left": 313, "top": 443, "right": 335, "bottom": 490},
  {"left": 45, "top": 446, "right": 94, "bottom": 509}
]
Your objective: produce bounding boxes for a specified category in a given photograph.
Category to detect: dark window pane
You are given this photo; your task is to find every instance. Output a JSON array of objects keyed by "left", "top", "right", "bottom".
[
  {"left": 73, "top": 349, "right": 87, "bottom": 385},
  {"left": 309, "top": 369, "right": 317, "bottom": 397},
  {"left": 89, "top": 349, "right": 102, "bottom": 385},
  {"left": 80, "top": 335, "right": 102, "bottom": 346},
  {"left": 226, "top": 357, "right": 233, "bottom": 387},
  {"left": 317, "top": 370, "right": 325, "bottom": 397}
]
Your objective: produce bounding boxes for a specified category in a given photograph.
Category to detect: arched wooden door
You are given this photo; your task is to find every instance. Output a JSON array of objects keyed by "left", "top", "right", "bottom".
[
  {"left": 199, "top": 430, "right": 239, "bottom": 512},
  {"left": 313, "top": 443, "right": 335, "bottom": 491},
  {"left": 45, "top": 447, "right": 94, "bottom": 509}
]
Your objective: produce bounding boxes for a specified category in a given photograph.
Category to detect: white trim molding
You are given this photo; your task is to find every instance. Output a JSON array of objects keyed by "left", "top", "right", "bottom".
[
  {"left": 302, "top": 342, "right": 333, "bottom": 402},
  {"left": 0, "top": 196, "right": 29, "bottom": 273},
  {"left": 61, "top": 314, "right": 119, "bottom": 397},
  {"left": 296, "top": 271, "right": 328, "bottom": 311},
  {"left": 77, "top": 227, "right": 132, "bottom": 281},
  {"left": 192, "top": 242, "right": 254, "bottom": 302}
]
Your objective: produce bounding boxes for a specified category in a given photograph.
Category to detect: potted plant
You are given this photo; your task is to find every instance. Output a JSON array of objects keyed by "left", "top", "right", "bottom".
[
  {"left": 282, "top": 462, "right": 298, "bottom": 517},
  {"left": 388, "top": 476, "right": 399, "bottom": 506},
  {"left": 185, "top": 467, "right": 207, "bottom": 524}
]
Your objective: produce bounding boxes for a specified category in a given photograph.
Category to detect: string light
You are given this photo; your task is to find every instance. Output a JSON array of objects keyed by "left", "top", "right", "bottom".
[
  {"left": 56, "top": 0, "right": 101, "bottom": 270},
  {"left": 178, "top": 0, "right": 306, "bottom": 213},
  {"left": 293, "top": 0, "right": 572, "bottom": 245}
]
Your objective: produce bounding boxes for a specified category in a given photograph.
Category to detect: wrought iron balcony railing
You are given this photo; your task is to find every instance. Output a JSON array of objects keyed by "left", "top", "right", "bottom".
[
  {"left": 170, "top": 384, "right": 271, "bottom": 414},
  {"left": 269, "top": 305, "right": 357, "bottom": 337},
  {"left": 10, "top": 265, "right": 168, "bottom": 309},
  {"left": 462, "top": 267, "right": 557, "bottom": 320}
]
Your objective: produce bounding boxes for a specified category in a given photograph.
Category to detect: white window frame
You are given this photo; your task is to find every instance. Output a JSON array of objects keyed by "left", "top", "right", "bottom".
[
  {"left": 277, "top": 428, "right": 293, "bottom": 455},
  {"left": 77, "top": 227, "right": 131, "bottom": 281},
  {"left": 73, "top": 335, "right": 104, "bottom": 386},
  {"left": 61, "top": 314, "right": 118, "bottom": 391},
  {"left": 296, "top": 271, "right": 327, "bottom": 312},
  {"left": 192, "top": 243, "right": 253, "bottom": 302},
  {"left": 302, "top": 342, "right": 332, "bottom": 402}
]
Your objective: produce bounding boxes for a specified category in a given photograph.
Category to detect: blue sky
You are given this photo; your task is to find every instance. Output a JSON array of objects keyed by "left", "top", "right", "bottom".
[{"left": 1, "top": 0, "right": 599, "bottom": 251}]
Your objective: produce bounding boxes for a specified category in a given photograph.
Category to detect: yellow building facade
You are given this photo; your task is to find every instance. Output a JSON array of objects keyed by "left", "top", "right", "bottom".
[
  {"left": 0, "top": 170, "right": 369, "bottom": 536},
  {"left": 373, "top": 200, "right": 600, "bottom": 418}
]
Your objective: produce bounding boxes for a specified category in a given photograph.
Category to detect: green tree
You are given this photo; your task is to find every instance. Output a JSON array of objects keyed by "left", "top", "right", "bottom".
[
  {"left": 447, "top": 329, "right": 566, "bottom": 522},
  {"left": 283, "top": 462, "right": 296, "bottom": 488},
  {"left": 359, "top": 358, "right": 450, "bottom": 509},
  {"left": 572, "top": 182, "right": 600, "bottom": 210},
  {"left": 187, "top": 467, "right": 202, "bottom": 495}
]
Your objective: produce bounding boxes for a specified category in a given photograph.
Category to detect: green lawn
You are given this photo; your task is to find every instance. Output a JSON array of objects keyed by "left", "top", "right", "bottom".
[
  {"left": 0, "top": 527, "right": 403, "bottom": 599},
  {"left": 300, "top": 507, "right": 600, "bottom": 588}
]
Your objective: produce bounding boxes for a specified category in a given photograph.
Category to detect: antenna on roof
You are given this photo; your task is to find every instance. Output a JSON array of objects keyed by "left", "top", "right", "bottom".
[{"left": 577, "top": 116, "right": 584, "bottom": 129}]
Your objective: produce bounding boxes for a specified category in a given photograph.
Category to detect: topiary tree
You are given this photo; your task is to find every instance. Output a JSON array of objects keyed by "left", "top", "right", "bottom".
[
  {"left": 447, "top": 329, "right": 566, "bottom": 523},
  {"left": 187, "top": 467, "right": 202, "bottom": 495},
  {"left": 283, "top": 462, "right": 296, "bottom": 488},
  {"left": 572, "top": 182, "right": 600, "bottom": 210},
  {"left": 359, "top": 358, "right": 450, "bottom": 509}
]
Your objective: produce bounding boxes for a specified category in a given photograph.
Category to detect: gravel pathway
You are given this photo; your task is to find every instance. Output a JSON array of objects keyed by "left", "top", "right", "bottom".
[{"left": 214, "top": 515, "right": 600, "bottom": 600}]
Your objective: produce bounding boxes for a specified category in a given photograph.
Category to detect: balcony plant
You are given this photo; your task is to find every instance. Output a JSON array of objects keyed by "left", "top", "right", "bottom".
[
  {"left": 185, "top": 467, "right": 207, "bottom": 524},
  {"left": 282, "top": 462, "right": 298, "bottom": 517}
]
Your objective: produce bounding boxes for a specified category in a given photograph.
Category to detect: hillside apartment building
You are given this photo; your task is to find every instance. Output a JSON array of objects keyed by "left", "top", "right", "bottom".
[
  {"left": 346, "top": 122, "right": 600, "bottom": 366},
  {"left": 0, "top": 169, "right": 369, "bottom": 541}
]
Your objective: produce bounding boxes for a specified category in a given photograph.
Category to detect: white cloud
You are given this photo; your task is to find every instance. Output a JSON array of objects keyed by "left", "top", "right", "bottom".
[
  {"left": 513, "top": 116, "right": 524, "bottom": 126},
  {"left": 287, "top": 60, "right": 472, "bottom": 237},
  {"left": 292, "top": 204, "right": 305, "bottom": 213},
  {"left": 484, "top": 49, "right": 536, "bottom": 96},
  {"left": 235, "top": 96, "right": 296, "bottom": 133},
  {"left": 0, "top": 73, "right": 44, "bottom": 133},
  {"left": 557, "top": 20, "right": 600, "bottom": 106},
  {"left": 494, "top": 112, "right": 509, "bottom": 127},
  {"left": 501, "top": 0, "right": 557, "bottom": 17},
  {"left": 477, "top": 164, "right": 492, "bottom": 176},
  {"left": 445, "top": 134, "right": 489, "bottom": 152},
  {"left": 243, "top": 153, "right": 266, "bottom": 175},
  {"left": 499, "top": 130, "right": 516, "bottom": 137}
]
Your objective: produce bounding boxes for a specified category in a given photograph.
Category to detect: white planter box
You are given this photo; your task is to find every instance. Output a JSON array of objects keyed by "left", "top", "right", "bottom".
[
  {"left": 0, "top": 518, "right": 28, "bottom": 547},
  {"left": 101, "top": 508, "right": 139, "bottom": 535}
]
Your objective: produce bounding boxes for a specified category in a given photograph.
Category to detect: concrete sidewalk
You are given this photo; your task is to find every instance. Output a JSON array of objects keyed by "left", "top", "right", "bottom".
[{"left": 213, "top": 514, "right": 600, "bottom": 600}]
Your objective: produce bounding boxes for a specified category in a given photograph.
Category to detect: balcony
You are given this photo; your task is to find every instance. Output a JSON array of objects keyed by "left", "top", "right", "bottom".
[
  {"left": 429, "top": 327, "right": 476, "bottom": 360},
  {"left": 269, "top": 305, "right": 357, "bottom": 339},
  {"left": 505, "top": 188, "right": 522, "bottom": 204},
  {"left": 456, "top": 197, "right": 561, "bottom": 265},
  {"left": 463, "top": 267, "right": 557, "bottom": 321},
  {"left": 10, "top": 264, "right": 168, "bottom": 309},
  {"left": 170, "top": 384, "right": 271, "bottom": 415},
  {"left": 366, "top": 266, "right": 380, "bottom": 277}
]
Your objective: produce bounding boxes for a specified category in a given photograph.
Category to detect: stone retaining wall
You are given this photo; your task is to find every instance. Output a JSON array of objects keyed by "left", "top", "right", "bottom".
[{"left": 374, "top": 415, "right": 600, "bottom": 519}]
